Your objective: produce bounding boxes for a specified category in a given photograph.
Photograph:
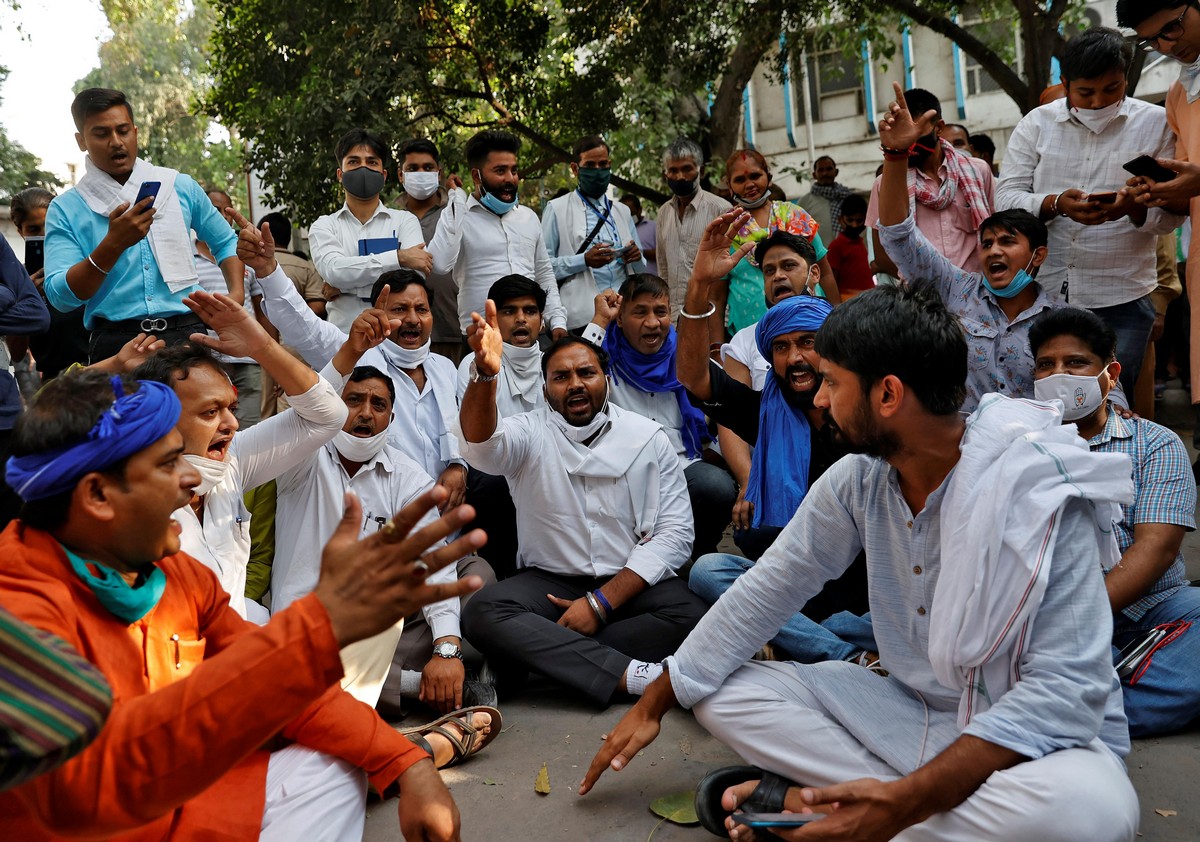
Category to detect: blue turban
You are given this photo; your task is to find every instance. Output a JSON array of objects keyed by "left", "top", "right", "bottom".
[
  {"left": 5, "top": 377, "right": 182, "bottom": 502},
  {"left": 745, "top": 295, "right": 833, "bottom": 528}
]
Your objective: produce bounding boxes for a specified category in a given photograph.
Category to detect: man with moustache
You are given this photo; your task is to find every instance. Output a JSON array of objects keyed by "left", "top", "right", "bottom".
[
  {"left": 457, "top": 319, "right": 704, "bottom": 706},
  {"left": 581, "top": 274, "right": 736, "bottom": 558},
  {"left": 426, "top": 130, "right": 568, "bottom": 342}
]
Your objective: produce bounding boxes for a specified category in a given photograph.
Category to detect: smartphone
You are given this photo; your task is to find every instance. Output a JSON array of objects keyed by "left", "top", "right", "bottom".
[
  {"left": 23, "top": 236, "right": 44, "bottom": 275},
  {"left": 1116, "top": 627, "right": 1168, "bottom": 679},
  {"left": 731, "top": 811, "right": 827, "bottom": 828},
  {"left": 1123, "top": 155, "right": 1177, "bottom": 183},
  {"left": 135, "top": 180, "right": 162, "bottom": 209},
  {"left": 1088, "top": 191, "right": 1118, "bottom": 204}
]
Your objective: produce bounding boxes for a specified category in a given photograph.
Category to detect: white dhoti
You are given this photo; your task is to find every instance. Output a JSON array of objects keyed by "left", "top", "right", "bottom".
[
  {"left": 694, "top": 661, "right": 1139, "bottom": 842},
  {"left": 260, "top": 745, "right": 367, "bottom": 841},
  {"left": 326, "top": 295, "right": 371, "bottom": 334},
  {"left": 339, "top": 621, "right": 404, "bottom": 707}
]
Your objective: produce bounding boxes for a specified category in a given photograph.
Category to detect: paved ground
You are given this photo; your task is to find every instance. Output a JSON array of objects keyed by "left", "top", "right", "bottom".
[{"left": 365, "top": 382, "right": 1200, "bottom": 841}]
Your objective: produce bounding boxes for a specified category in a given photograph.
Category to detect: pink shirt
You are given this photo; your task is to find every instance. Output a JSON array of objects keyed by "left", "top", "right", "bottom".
[{"left": 866, "top": 154, "right": 995, "bottom": 274}]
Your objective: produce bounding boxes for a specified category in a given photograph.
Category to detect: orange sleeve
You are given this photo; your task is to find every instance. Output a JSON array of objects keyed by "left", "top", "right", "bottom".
[{"left": 11, "top": 591, "right": 345, "bottom": 836}]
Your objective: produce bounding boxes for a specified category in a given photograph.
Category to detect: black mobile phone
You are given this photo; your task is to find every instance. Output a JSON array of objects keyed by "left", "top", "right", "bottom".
[
  {"left": 1123, "top": 155, "right": 1177, "bottom": 184},
  {"left": 1088, "top": 191, "right": 1118, "bottom": 204},
  {"left": 731, "top": 811, "right": 827, "bottom": 828},
  {"left": 24, "top": 236, "right": 44, "bottom": 275},
  {"left": 135, "top": 180, "right": 162, "bottom": 208}
]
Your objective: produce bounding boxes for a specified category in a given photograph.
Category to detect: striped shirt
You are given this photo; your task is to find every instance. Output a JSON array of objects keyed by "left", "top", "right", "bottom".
[
  {"left": 1088, "top": 405, "right": 1196, "bottom": 622},
  {"left": 655, "top": 190, "right": 732, "bottom": 319},
  {"left": 0, "top": 603, "right": 112, "bottom": 790}
]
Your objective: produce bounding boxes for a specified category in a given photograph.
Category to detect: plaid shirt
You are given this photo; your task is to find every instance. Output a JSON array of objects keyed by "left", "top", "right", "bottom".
[{"left": 1088, "top": 404, "right": 1196, "bottom": 622}]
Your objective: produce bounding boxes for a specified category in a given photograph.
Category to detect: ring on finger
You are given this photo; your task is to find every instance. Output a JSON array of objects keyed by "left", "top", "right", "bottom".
[
  {"left": 381, "top": 519, "right": 401, "bottom": 540},
  {"left": 413, "top": 559, "right": 430, "bottom": 576}
]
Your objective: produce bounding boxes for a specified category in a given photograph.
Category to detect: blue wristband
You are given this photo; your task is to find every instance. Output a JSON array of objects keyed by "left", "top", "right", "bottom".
[{"left": 592, "top": 589, "right": 613, "bottom": 614}]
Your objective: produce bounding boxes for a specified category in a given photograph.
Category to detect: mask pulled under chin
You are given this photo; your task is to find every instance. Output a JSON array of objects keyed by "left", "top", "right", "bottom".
[
  {"left": 379, "top": 337, "right": 431, "bottom": 369},
  {"left": 734, "top": 191, "right": 770, "bottom": 209},
  {"left": 1034, "top": 372, "right": 1105, "bottom": 421},
  {"left": 1071, "top": 98, "right": 1124, "bottom": 134},
  {"left": 548, "top": 390, "right": 611, "bottom": 443},
  {"left": 184, "top": 453, "right": 231, "bottom": 496},
  {"left": 478, "top": 180, "right": 518, "bottom": 215},
  {"left": 981, "top": 257, "right": 1038, "bottom": 299},
  {"left": 333, "top": 429, "right": 389, "bottom": 463}
]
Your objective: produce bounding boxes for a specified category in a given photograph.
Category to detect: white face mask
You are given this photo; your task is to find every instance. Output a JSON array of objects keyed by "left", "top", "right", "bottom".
[
  {"left": 1034, "top": 372, "right": 1105, "bottom": 421},
  {"left": 378, "top": 337, "right": 430, "bottom": 370},
  {"left": 183, "top": 454, "right": 231, "bottom": 496},
  {"left": 403, "top": 171, "right": 440, "bottom": 200},
  {"left": 1071, "top": 98, "right": 1124, "bottom": 134},
  {"left": 333, "top": 428, "right": 389, "bottom": 464},
  {"left": 547, "top": 385, "right": 611, "bottom": 443}
]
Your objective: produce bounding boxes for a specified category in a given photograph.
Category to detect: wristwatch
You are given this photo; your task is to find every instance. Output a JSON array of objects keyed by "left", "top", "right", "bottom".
[
  {"left": 469, "top": 360, "right": 498, "bottom": 383},
  {"left": 433, "top": 641, "right": 464, "bottom": 660}
]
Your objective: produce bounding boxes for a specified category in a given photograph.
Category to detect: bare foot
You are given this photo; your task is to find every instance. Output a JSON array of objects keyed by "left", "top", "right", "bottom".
[{"left": 424, "top": 711, "right": 493, "bottom": 768}]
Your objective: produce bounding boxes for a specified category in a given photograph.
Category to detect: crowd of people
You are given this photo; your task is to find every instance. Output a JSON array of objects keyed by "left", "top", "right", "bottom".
[{"left": 1, "top": 10, "right": 1200, "bottom": 840}]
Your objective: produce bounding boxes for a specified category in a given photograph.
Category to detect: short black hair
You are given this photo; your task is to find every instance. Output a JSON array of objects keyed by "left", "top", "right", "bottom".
[
  {"left": 370, "top": 269, "right": 429, "bottom": 306},
  {"left": 71, "top": 87, "right": 134, "bottom": 133},
  {"left": 334, "top": 128, "right": 389, "bottom": 167},
  {"left": 9, "top": 187, "right": 54, "bottom": 230},
  {"left": 943, "top": 123, "right": 970, "bottom": 137},
  {"left": 1061, "top": 27, "right": 1133, "bottom": 82},
  {"left": 978, "top": 209, "right": 1048, "bottom": 251},
  {"left": 1028, "top": 307, "right": 1118, "bottom": 361},
  {"left": 840, "top": 194, "right": 868, "bottom": 217},
  {"left": 814, "top": 155, "right": 837, "bottom": 168},
  {"left": 1116, "top": 0, "right": 1183, "bottom": 29},
  {"left": 969, "top": 133, "right": 996, "bottom": 156},
  {"left": 815, "top": 283, "right": 967, "bottom": 416},
  {"left": 755, "top": 230, "right": 817, "bottom": 268},
  {"left": 132, "top": 343, "right": 229, "bottom": 386},
  {"left": 904, "top": 88, "right": 942, "bottom": 120},
  {"left": 617, "top": 273, "right": 670, "bottom": 303},
  {"left": 347, "top": 364, "right": 396, "bottom": 406},
  {"left": 572, "top": 135, "right": 609, "bottom": 162},
  {"left": 259, "top": 212, "right": 292, "bottom": 249},
  {"left": 9, "top": 370, "right": 140, "bottom": 530},
  {"left": 399, "top": 137, "right": 440, "bottom": 165},
  {"left": 620, "top": 194, "right": 642, "bottom": 213},
  {"left": 487, "top": 275, "right": 546, "bottom": 311},
  {"left": 465, "top": 130, "right": 520, "bottom": 169},
  {"left": 541, "top": 335, "right": 609, "bottom": 377}
]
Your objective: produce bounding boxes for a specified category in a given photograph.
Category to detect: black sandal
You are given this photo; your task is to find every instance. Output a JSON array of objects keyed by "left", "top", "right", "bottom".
[{"left": 694, "top": 765, "right": 796, "bottom": 840}]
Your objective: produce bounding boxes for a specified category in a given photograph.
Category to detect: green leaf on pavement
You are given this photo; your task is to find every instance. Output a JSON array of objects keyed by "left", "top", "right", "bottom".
[{"left": 649, "top": 791, "right": 699, "bottom": 825}]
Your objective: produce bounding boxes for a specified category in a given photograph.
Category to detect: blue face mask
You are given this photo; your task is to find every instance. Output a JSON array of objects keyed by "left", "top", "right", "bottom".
[
  {"left": 982, "top": 256, "right": 1037, "bottom": 299},
  {"left": 477, "top": 176, "right": 518, "bottom": 216},
  {"left": 64, "top": 545, "right": 167, "bottom": 624}
]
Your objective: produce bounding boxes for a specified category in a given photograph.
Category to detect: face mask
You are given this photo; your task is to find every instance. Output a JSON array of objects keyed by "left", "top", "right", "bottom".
[
  {"left": 1071, "top": 98, "right": 1124, "bottom": 134},
  {"left": 577, "top": 168, "right": 611, "bottom": 199},
  {"left": 64, "top": 546, "right": 167, "bottom": 624},
  {"left": 403, "top": 171, "right": 439, "bottom": 200},
  {"left": 478, "top": 181, "right": 518, "bottom": 215},
  {"left": 666, "top": 176, "right": 698, "bottom": 197},
  {"left": 734, "top": 190, "right": 770, "bottom": 209},
  {"left": 1035, "top": 372, "right": 1105, "bottom": 421},
  {"left": 341, "top": 166, "right": 386, "bottom": 200},
  {"left": 333, "top": 428, "right": 389, "bottom": 464},
  {"left": 981, "top": 256, "right": 1038, "bottom": 299},
  {"left": 547, "top": 386, "right": 611, "bottom": 442},
  {"left": 843, "top": 224, "right": 866, "bottom": 238},
  {"left": 378, "top": 336, "right": 431, "bottom": 370},
  {"left": 183, "top": 453, "right": 231, "bottom": 496}
]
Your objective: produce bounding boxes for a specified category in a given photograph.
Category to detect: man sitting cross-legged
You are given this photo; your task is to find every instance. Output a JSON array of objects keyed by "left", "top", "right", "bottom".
[
  {"left": 581, "top": 284, "right": 1139, "bottom": 842},
  {"left": 1030, "top": 307, "right": 1200, "bottom": 738},
  {"left": 458, "top": 307, "right": 707, "bottom": 706},
  {"left": 0, "top": 368, "right": 489, "bottom": 841}
]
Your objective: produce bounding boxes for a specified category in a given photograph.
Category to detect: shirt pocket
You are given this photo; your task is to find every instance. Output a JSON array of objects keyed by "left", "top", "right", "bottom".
[
  {"left": 959, "top": 317, "right": 998, "bottom": 373},
  {"left": 147, "top": 633, "right": 207, "bottom": 689}
]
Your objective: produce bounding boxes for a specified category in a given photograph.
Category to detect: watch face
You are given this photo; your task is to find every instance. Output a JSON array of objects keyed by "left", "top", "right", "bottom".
[{"left": 435, "top": 642, "right": 461, "bottom": 658}]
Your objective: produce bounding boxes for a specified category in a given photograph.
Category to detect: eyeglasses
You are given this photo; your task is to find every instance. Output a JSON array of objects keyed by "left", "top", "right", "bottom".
[{"left": 1138, "top": 3, "right": 1193, "bottom": 53}]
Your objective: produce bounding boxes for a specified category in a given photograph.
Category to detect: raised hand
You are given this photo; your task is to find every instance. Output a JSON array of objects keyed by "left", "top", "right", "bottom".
[
  {"left": 878, "top": 81, "right": 938, "bottom": 152},
  {"left": 690, "top": 208, "right": 755, "bottom": 288},
  {"left": 467, "top": 299, "right": 503, "bottom": 377},
  {"left": 224, "top": 207, "right": 277, "bottom": 277},
  {"left": 591, "top": 289, "right": 622, "bottom": 328},
  {"left": 185, "top": 289, "right": 272, "bottom": 359}
]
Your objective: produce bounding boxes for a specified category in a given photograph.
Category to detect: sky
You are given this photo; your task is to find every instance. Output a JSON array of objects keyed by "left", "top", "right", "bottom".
[{"left": 0, "top": 0, "right": 110, "bottom": 184}]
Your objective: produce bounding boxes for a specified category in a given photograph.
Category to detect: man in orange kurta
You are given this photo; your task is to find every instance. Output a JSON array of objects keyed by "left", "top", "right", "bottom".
[{"left": 0, "top": 369, "right": 485, "bottom": 840}]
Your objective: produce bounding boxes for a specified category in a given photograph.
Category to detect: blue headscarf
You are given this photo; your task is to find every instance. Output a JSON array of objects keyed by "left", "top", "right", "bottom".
[
  {"left": 602, "top": 322, "right": 710, "bottom": 459},
  {"left": 745, "top": 296, "right": 833, "bottom": 528},
  {"left": 6, "top": 377, "right": 182, "bottom": 502}
]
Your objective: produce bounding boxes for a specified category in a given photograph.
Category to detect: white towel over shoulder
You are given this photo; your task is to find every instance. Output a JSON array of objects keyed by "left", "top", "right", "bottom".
[{"left": 931, "top": 393, "right": 1132, "bottom": 727}]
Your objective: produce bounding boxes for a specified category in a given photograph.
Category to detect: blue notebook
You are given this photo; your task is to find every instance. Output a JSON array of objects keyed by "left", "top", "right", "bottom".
[{"left": 358, "top": 235, "right": 399, "bottom": 256}]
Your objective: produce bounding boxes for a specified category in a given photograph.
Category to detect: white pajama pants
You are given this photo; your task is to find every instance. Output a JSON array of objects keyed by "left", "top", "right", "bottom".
[
  {"left": 260, "top": 746, "right": 367, "bottom": 841},
  {"left": 693, "top": 661, "right": 1140, "bottom": 842},
  {"left": 327, "top": 295, "right": 370, "bottom": 334}
]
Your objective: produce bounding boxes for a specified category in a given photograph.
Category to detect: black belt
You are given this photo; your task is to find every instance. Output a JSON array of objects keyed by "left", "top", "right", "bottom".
[{"left": 92, "top": 313, "right": 205, "bottom": 334}]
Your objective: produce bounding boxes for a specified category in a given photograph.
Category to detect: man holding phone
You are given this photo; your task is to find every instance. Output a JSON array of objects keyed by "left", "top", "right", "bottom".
[
  {"left": 43, "top": 88, "right": 244, "bottom": 363},
  {"left": 996, "top": 28, "right": 1184, "bottom": 396}
]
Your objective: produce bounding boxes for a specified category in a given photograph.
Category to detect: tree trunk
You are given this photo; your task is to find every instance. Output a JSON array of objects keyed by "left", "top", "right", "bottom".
[{"left": 705, "top": 12, "right": 783, "bottom": 163}]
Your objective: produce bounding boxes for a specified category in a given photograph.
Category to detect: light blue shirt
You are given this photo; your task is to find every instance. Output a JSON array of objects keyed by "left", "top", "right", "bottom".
[
  {"left": 44, "top": 172, "right": 239, "bottom": 328},
  {"left": 667, "top": 452, "right": 1129, "bottom": 762},
  {"left": 543, "top": 192, "right": 646, "bottom": 293}
]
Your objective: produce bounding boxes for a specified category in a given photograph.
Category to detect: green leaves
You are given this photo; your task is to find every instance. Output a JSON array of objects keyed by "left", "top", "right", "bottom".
[{"left": 649, "top": 790, "right": 699, "bottom": 825}]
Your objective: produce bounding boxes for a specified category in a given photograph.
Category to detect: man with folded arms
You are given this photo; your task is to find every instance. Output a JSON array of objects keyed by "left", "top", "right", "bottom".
[{"left": 0, "top": 366, "right": 487, "bottom": 841}]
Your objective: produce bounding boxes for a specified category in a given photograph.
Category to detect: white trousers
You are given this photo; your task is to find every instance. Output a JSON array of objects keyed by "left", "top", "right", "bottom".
[
  {"left": 693, "top": 662, "right": 1140, "bottom": 842},
  {"left": 260, "top": 746, "right": 367, "bottom": 841},
  {"left": 340, "top": 620, "right": 404, "bottom": 707},
  {"left": 327, "top": 295, "right": 370, "bottom": 334}
]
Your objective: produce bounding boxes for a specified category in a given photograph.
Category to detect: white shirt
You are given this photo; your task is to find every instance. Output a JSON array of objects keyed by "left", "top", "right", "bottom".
[
  {"left": 256, "top": 265, "right": 464, "bottom": 480},
  {"left": 455, "top": 355, "right": 544, "bottom": 417},
  {"left": 996, "top": 97, "right": 1185, "bottom": 307},
  {"left": 308, "top": 202, "right": 423, "bottom": 298},
  {"left": 194, "top": 250, "right": 260, "bottom": 365},
  {"left": 272, "top": 440, "right": 460, "bottom": 638},
  {"left": 721, "top": 323, "right": 769, "bottom": 392},
  {"left": 175, "top": 377, "right": 348, "bottom": 619},
  {"left": 457, "top": 404, "right": 693, "bottom": 583},
  {"left": 426, "top": 188, "right": 568, "bottom": 333}
]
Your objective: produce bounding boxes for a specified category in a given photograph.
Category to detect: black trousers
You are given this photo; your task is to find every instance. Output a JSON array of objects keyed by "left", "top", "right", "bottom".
[{"left": 461, "top": 568, "right": 708, "bottom": 706}]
